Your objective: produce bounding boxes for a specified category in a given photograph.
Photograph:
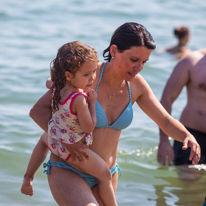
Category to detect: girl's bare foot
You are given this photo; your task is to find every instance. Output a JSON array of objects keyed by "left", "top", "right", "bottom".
[{"left": 21, "top": 176, "right": 33, "bottom": 196}]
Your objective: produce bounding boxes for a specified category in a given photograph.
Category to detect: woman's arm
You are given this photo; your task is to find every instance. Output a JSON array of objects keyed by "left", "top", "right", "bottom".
[
  {"left": 30, "top": 90, "right": 52, "bottom": 132},
  {"left": 135, "top": 76, "right": 200, "bottom": 165}
]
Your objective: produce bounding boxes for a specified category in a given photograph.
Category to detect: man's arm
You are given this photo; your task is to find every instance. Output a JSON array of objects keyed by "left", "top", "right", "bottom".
[{"left": 157, "top": 56, "right": 191, "bottom": 165}]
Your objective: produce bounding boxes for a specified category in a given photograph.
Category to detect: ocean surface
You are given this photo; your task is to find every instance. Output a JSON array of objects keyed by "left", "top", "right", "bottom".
[{"left": 0, "top": 0, "right": 206, "bottom": 205}]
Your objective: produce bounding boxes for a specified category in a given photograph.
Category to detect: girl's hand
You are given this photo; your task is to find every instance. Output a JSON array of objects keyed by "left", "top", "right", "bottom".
[
  {"left": 62, "top": 140, "right": 89, "bottom": 163},
  {"left": 46, "top": 77, "right": 53, "bottom": 89},
  {"left": 87, "top": 88, "right": 97, "bottom": 104}
]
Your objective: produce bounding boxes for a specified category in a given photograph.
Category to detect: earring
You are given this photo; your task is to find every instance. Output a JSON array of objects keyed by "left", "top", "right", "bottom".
[{"left": 112, "top": 56, "right": 114, "bottom": 59}]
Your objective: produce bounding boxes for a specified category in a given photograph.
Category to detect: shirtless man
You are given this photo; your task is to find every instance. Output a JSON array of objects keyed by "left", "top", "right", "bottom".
[{"left": 157, "top": 48, "right": 206, "bottom": 166}]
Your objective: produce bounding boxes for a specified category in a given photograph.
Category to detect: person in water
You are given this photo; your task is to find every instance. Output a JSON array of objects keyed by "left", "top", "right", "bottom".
[
  {"left": 165, "top": 26, "right": 191, "bottom": 58},
  {"left": 29, "top": 22, "right": 200, "bottom": 206},
  {"left": 157, "top": 48, "right": 206, "bottom": 166},
  {"left": 157, "top": 47, "right": 206, "bottom": 206}
]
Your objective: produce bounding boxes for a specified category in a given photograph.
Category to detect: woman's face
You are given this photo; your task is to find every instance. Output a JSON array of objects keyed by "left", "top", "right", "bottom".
[{"left": 113, "top": 46, "right": 152, "bottom": 81}]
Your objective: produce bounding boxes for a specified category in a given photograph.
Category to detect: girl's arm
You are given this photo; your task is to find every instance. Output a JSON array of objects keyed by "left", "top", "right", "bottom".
[
  {"left": 135, "top": 75, "right": 200, "bottom": 165},
  {"left": 87, "top": 88, "right": 97, "bottom": 131},
  {"left": 73, "top": 89, "right": 97, "bottom": 134}
]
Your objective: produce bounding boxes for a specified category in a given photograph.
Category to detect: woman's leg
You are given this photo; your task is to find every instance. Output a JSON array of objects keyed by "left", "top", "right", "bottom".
[
  {"left": 67, "top": 148, "right": 118, "bottom": 206},
  {"left": 48, "top": 153, "right": 99, "bottom": 206},
  {"left": 21, "top": 132, "right": 49, "bottom": 196}
]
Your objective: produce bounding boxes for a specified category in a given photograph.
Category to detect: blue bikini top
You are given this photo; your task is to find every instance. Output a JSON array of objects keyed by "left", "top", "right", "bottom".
[{"left": 95, "top": 62, "right": 133, "bottom": 130}]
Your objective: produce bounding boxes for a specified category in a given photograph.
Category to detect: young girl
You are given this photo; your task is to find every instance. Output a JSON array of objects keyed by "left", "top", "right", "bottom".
[{"left": 21, "top": 41, "right": 118, "bottom": 206}]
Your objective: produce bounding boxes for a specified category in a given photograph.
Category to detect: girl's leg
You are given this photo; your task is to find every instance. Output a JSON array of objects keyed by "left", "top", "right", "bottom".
[
  {"left": 67, "top": 148, "right": 118, "bottom": 206},
  {"left": 92, "top": 171, "right": 119, "bottom": 206},
  {"left": 21, "top": 132, "right": 49, "bottom": 196},
  {"left": 48, "top": 153, "right": 99, "bottom": 206}
]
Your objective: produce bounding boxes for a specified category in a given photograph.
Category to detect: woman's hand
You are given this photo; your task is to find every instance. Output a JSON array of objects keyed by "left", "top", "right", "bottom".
[
  {"left": 182, "top": 135, "right": 201, "bottom": 165},
  {"left": 62, "top": 139, "right": 90, "bottom": 163}
]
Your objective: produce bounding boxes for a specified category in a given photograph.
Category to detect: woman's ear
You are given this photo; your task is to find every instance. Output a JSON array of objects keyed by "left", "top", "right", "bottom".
[
  {"left": 65, "top": 71, "right": 73, "bottom": 81},
  {"left": 110, "top": 44, "right": 118, "bottom": 58}
]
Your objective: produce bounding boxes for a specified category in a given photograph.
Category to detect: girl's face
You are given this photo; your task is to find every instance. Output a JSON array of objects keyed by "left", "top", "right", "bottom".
[
  {"left": 69, "top": 60, "right": 97, "bottom": 91},
  {"left": 112, "top": 46, "right": 152, "bottom": 81}
]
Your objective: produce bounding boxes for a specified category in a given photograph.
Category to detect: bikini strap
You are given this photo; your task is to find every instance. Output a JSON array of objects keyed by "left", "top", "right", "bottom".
[
  {"left": 126, "top": 81, "right": 132, "bottom": 101},
  {"left": 95, "top": 62, "right": 106, "bottom": 92},
  {"left": 95, "top": 62, "right": 132, "bottom": 102},
  {"left": 110, "top": 164, "right": 122, "bottom": 178}
]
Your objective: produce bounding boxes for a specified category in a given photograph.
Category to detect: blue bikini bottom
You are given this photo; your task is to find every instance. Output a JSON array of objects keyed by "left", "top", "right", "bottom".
[{"left": 43, "top": 160, "right": 122, "bottom": 188}]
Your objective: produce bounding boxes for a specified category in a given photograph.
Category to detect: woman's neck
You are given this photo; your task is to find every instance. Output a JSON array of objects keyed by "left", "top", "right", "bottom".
[{"left": 103, "top": 61, "right": 124, "bottom": 86}]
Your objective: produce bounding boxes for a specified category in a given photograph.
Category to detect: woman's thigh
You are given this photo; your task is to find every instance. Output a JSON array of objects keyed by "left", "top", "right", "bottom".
[{"left": 48, "top": 154, "right": 99, "bottom": 206}]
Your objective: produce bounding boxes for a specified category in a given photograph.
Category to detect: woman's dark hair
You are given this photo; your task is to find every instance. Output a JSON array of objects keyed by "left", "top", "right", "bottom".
[
  {"left": 103, "top": 22, "right": 156, "bottom": 61},
  {"left": 174, "top": 26, "right": 189, "bottom": 40},
  {"left": 50, "top": 41, "right": 98, "bottom": 112}
]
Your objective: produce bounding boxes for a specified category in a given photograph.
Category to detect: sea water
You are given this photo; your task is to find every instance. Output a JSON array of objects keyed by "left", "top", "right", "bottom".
[{"left": 0, "top": 0, "right": 206, "bottom": 205}]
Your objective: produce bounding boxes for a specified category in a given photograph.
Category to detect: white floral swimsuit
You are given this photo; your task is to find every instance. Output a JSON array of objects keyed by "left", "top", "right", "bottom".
[{"left": 47, "top": 91, "right": 93, "bottom": 161}]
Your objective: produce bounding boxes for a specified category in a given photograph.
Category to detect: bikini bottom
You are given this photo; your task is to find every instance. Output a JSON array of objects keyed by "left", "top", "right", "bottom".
[{"left": 43, "top": 160, "right": 122, "bottom": 188}]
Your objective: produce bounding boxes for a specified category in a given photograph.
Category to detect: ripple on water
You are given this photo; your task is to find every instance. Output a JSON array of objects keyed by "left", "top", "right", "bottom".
[{"left": 1, "top": 0, "right": 206, "bottom": 205}]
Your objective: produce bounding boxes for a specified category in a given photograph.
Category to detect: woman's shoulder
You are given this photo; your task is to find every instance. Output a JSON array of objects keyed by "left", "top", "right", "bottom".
[
  {"left": 96, "top": 62, "right": 104, "bottom": 74},
  {"left": 130, "top": 73, "right": 147, "bottom": 86},
  {"left": 129, "top": 74, "right": 150, "bottom": 101}
]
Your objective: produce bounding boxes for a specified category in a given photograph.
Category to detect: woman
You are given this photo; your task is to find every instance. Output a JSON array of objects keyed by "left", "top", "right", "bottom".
[{"left": 30, "top": 22, "right": 200, "bottom": 206}]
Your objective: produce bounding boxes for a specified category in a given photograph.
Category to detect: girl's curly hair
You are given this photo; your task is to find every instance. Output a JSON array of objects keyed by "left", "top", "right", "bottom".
[{"left": 50, "top": 41, "right": 98, "bottom": 112}]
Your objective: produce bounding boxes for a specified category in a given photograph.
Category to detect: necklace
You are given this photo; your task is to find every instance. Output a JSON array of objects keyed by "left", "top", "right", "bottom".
[{"left": 103, "top": 77, "right": 123, "bottom": 98}]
